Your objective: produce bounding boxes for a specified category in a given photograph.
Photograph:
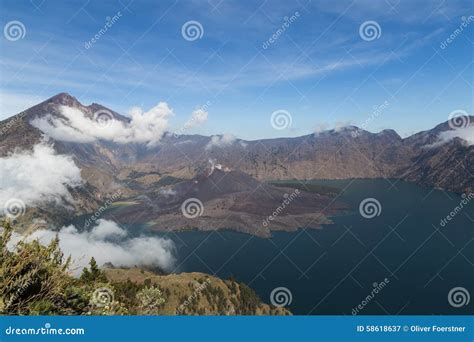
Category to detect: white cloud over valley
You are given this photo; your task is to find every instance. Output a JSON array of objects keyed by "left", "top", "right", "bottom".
[
  {"left": 9, "top": 219, "right": 176, "bottom": 275},
  {"left": 0, "top": 143, "right": 82, "bottom": 211}
]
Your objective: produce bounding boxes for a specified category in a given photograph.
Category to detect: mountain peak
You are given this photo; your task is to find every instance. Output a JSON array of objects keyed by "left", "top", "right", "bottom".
[
  {"left": 377, "top": 129, "right": 401, "bottom": 140},
  {"left": 46, "top": 92, "right": 81, "bottom": 107}
]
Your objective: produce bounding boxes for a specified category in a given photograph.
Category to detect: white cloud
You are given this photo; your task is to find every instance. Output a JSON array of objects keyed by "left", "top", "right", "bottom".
[
  {"left": 334, "top": 121, "right": 355, "bottom": 132},
  {"left": 185, "top": 109, "right": 208, "bottom": 129},
  {"left": 125, "top": 104, "right": 174, "bottom": 146},
  {"left": 437, "top": 126, "right": 474, "bottom": 146},
  {"left": 314, "top": 123, "right": 329, "bottom": 135},
  {"left": 31, "top": 104, "right": 174, "bottom": 147},
  {"left": 313, "top": 121, "right": 356, "bottom": 135},
  {"left": 88, "top": 219, "right": 127, "bottom": 240},
  {"left": 0, "top": 143, "right": 82, "bottom": 210},
  {"left": 13, "top": 219, "right": 176, "bottom": 275},
  {"left": 205, "top": 133, "right": 238, "bottom": 149}
]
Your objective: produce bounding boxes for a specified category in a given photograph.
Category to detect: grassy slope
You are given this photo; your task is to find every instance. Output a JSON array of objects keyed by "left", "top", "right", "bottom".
[{"left": 105, "top": 268, "right": 291, "bottom": 316}]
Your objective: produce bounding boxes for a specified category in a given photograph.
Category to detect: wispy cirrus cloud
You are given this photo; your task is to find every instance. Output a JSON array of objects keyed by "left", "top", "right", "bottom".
[{"left": 1, "top": 0, "right": 471, "bottom": 140}]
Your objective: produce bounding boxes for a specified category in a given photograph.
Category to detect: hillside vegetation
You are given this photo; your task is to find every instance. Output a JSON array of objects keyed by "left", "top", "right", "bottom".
[{"left": 0, "top": 221, "right": 289, "bottom": 316}]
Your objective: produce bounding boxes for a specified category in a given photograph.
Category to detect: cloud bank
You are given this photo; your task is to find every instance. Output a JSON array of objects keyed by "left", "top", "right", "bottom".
[
  {"left": 15, "top": 219, "right": 176, "bottom": 275},
  {"left": 31, "top": 104, "right": 174, "bottom": 147},
  {"left": 313, "top": 121, "right": 356, "bottom": 135},
  {"left": 206, "top": 133, "right": 239, "bottom": 149},
  {"left": 185, "top": 109, "right": 208, "bottom": 129},
  {"left": 0, "top": 143, "right": 82, "bottom": 211},
  {"left": 437, "top": 126, "right": 474, "bottom": 146}
]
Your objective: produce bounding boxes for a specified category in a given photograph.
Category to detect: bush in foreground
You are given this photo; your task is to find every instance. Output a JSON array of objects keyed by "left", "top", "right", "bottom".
[
  {"left": 0, "top": 221, "right": 165, "bottom": 315},
  {"left": 0, "top": 221, "right": 289, "bottom": 316}
]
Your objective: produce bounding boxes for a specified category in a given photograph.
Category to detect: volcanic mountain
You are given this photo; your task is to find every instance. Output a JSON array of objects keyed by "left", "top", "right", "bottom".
[
  {"left": 101, "top": 163, "right": 344, "bottom": 237},
  {"left": 0, "top": 92, "right": 472, "bottom": 234}
]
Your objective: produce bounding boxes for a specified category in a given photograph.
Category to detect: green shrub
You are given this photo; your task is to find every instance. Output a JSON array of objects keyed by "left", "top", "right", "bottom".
[
  {"left": 0, "top": 221, "right": 72, "bottom": 314},
  {"left": 136, "top": 286, "right": 166, "bottom": 314}
]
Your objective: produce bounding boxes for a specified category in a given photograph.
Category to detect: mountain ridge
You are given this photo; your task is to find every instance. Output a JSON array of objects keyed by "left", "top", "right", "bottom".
[
  {"left": 0, "top": 92, "right": 472, "bottom": 232},
  {"left": 4, "top": 92, "right": 467, "bottom": 142}
]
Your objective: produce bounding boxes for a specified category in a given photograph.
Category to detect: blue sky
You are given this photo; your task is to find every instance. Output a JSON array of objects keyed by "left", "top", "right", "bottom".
[{"left": 0, "top": 0, "right": 472, "bottom": 139}]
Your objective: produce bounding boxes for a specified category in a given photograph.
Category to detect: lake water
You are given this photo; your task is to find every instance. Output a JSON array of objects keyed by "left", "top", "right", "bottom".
[{"left": 146, "top": 179, "right": 473, "bottom": 315}]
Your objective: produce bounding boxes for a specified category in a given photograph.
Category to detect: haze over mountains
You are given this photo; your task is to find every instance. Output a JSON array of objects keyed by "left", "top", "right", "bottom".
[{"left": 0, "top": 93, "right": 472, "bottom": 233}]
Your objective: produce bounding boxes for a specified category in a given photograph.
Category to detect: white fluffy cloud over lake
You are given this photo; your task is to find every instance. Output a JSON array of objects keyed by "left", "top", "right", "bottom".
[
  {"left": 0, "top": 143, "right": 82, "bottom": 211},
  {"left": 10, "top": 219, "right": 176, "bottom": 275},
  {"left": 31, "top": 104, "right": 174, "bottom": 147}
]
